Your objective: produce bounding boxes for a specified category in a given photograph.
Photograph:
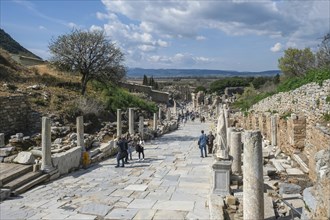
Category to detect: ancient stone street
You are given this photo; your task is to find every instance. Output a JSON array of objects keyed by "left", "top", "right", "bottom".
[{"left": 0, "top": 121, "right": 213, "bottom": 220}]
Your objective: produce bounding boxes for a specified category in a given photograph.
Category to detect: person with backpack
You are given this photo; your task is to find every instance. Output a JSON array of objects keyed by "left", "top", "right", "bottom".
[
  {"left": 198, "top": 130, "right": 208, "bottom": 158},
  {"left": 115, "top": 136, "right": 128, "bottom": 168}
]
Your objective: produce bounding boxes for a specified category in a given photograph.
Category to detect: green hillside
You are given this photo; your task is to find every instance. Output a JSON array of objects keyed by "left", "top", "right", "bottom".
[{"left": 0, "top": 28, "right": 42, "bottom": 60}]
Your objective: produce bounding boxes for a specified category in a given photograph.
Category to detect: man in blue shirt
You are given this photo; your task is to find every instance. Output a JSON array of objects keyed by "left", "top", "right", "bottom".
[{"left": 198, "top": 130, "right": 208, "bottom": 158}]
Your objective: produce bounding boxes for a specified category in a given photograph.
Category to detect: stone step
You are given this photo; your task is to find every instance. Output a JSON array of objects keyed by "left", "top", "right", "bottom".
[
  {"left": 0, "top": 164, "right": 33, "bottom": 186},
  {"left": 12, "top": 173, "right": 49, "bottom": 196},
  {"left": 3, "top": 171, "right": 43, "bottom": 190}
]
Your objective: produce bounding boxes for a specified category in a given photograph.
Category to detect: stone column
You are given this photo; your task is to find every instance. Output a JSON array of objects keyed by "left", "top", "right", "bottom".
[
  {"left": 153, "top": 113, "right": 158, "bottom": 130},
  {"left": 167, "top": 109, "right": 171, "bottom": 121},
  {"left": 231, "top": 131, "right": 242, "bottom": 175},
  {"left": 271, "top": 115, "right": 277, "bottom": 146},
  {"left": 128, "top": 108, "right": 134, "bottom": 135},
  {"left": 158, "top": 108, "right": 162, "bottom": 121},
  {"left": 0, "top": 133, "right": 4, "bottom": 148},
  {"left": 227, "top": 127, "right": 235, "bottom": 154},
  {"left": 243, "top": 130, "right": 264, "bottom": 220},
  {"left": 117, "top": 109, "right": 122, "bottom": 138},
  {"left": 41, "top": 117, "right": 53, "bottom": 172},
  {"left": 224, "top": 108, "right": 229, "bottom": 129},
  {"left": 173, "top": 101, "right": 177, "bottom": 116},
  {"left": 77, "top": 116, "right": 85, "bottom": 151},
  {"left": 139, "top": 116, "right": 144, "bottom": 138}
]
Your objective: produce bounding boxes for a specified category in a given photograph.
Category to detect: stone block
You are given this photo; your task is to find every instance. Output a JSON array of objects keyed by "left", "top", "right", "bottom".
[
  {"left": 99, "top": 143, "right": 111, "bottom": 153},
  {"left": 0, "top": 189, "right": 11, "bottom": 201},
  {"left": 303, "top": 187, "right": 317, "bottom": 213},
  {"left": 51, "top": 146, "right": 82, "bottom": 175},
  {"left": 279, "top": 183, "right": 301, "bottom": 195},
  {"left": 0, "top": 147, "right": 14, "bottom": 156},
  {"left": 13, "top": 151, "right": 35, "bottom": 164},
  {"left": 225, "top": 195, "right": 237, "bottom": 205}
]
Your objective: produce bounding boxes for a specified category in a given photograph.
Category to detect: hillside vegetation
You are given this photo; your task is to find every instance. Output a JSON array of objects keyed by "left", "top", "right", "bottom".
[{"left": 0, "top": 29, "right": 41, "bottom": 59}]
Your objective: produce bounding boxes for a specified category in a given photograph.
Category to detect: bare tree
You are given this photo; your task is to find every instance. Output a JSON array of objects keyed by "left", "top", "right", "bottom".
[
  {"left": 49, "top": 29, "right": 125, "bottom": 95},
  {"left": 316, "top": 33, "right": 330, "bottom": 69}
]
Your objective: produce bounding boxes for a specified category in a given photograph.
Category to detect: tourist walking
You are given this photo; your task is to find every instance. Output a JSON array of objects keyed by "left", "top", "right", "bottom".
[
  {"left": 207, "top": 131, "right": 215, "bottom": 154},
  {"left": 198, "top": 130, "right": 208, "bottom": 158},
  {"left": 115, "top": 136, "right": 128, "bottom": 168},
  {"left": 135, "top": 138, "right": 145, "bottom": 161}
]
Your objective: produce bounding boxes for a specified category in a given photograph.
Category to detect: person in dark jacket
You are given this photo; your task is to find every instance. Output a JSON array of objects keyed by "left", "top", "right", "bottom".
[
  {"left": 198, "top": 130, "right": 208, "bottom": 158},
  {"left": 115, "top": 136, "right": 128, "bottom": 168},
  {"left": 207, "top": 131, "right": 215, "bottom": 154}
]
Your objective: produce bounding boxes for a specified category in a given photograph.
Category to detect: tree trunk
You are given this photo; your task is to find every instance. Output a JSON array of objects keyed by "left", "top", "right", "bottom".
[{"left": 81, "top": 73, "right": 88, "bottom": 95}]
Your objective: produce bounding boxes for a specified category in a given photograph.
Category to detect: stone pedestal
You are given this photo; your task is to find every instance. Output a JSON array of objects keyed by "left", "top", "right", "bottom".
[
  {"left": 243, "top": 130, "right": 264, "bottom": 220},
  {"left": 212, "top": 159, "right": 232, "bottom": 196},
  {"left": 271, "top": 115, "right": 277, "bottom": 146},
  {"left": 153, "top": 113, "right": 157, "bottom": 130},
  {"left": 76, "top": 116, "right": 85, "bottom": 151},
  {"left": 117, "top": 109, "right": 122, "bottom": 138},
  {"left": 128, "top": 108, "right": 134, "bottom": 135},
  {"left": 231, "top": 131, "right": 242, "bottom": 175},
  {"left": 0, "top": 133, "right": 4, "bottom": 148},
  {"left": 41, "top": 117, "right": 53, "bottom": 172},
  {"left": 138, "top": 116, "right": 144, "bottom": 138}
]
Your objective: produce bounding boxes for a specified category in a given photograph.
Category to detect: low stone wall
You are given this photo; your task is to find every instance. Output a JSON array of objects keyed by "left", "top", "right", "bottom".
[{"left": 51, "top": 146, "right": 82, "bottom": 175}]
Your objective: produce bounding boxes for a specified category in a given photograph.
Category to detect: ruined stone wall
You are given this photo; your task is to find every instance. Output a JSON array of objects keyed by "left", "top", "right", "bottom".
[
  {"left": 119, "top": 82, "right": 169, "bottom": 103},
  {"left": 234, "top": 79, "right": 330, "bottom": 219},
  {"left": 0, "top": 95, "right": 41, "bottom": 137},
  {"left": 0, "top": 95, "right": 28, "bottom": 135},
  {"left": 251, "top": 80, "right": 330, "bottom": 121}
]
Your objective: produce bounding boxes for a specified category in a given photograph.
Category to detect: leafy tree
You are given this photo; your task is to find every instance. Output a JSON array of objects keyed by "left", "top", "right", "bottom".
[
  {"left": 49, "top": 29, "right": 125, "bottom": 95},
  {"left": 278, "top": 48, "right": 315, "bottom": 78},
  {"left": 194, "top": 86, "right": 207, "bottom": 93},
  {"left": 209, "top": 77, "right": 249, "bottom": 95},
  {"left": 273, "top": 74, "right": 280, "bottom": 84},
  {"left": 316, "top": 33, "right": 330, "bottom": 69}
]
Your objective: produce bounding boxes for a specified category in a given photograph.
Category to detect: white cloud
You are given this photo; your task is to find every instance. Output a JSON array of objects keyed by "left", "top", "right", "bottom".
[
  {"left": 98, "top": 0, "right": 329, "bottom": 68},
  {"left": 38, "top": 25, "right": 46, "bottom": 30},
  {"left": 67, "top": 22, "right": 78, "bottom": 28},
  {"left": 196, "top": 36, "right": 206, "bottom": 41},
  {"left": 270, "top": 42, "right": 282, "bottom": 52},
  {"left": 90, "top": 25, "right": 103, "bottom": 32}
]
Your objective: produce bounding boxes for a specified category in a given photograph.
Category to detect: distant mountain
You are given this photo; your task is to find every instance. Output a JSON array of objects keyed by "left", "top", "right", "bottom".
[
  {"left": 0, "top": 28, "right": 42, "bottom": 60},
  {"left": 127, "top": 68, "right": 281, "bottom": 78}
]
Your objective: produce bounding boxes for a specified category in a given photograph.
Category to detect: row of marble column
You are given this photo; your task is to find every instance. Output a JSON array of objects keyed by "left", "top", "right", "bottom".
[
  {"left": 224, "top": 127, "right": 264, "bottom": 220},
  {"left": 40, "top": 108, "right": 160, "bottom": 172},
  {"left": 117, "top": 108, "right": 159, "bottom": 138}
]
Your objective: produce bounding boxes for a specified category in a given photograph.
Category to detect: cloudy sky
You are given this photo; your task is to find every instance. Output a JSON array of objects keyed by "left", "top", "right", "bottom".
[{"left": 1, "top": 0, "right": 329, "bottom": 71}]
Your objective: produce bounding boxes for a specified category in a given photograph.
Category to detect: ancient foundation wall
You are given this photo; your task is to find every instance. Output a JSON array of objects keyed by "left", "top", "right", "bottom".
[
  {"left": 120, "top": 82, "right": 169, "bottom": 103},
  {"left": 0, "top": 95, "right": 41, "bottom": 137}
]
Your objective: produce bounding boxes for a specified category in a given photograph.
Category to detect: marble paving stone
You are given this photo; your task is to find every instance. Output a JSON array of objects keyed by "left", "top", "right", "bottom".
[
  {"left": 66, "top": 213, "right": 97, "bottom": 219},
  {"left": 145, "top": 191, "right": 172, "bottom": 200},
  {"left": 161, "top": 179, "right": 179, "bottom": 186},
  {"left": 171, "top": 190, "right": 205, "bottom": 201},
  {"left": 124, "top": 184, "right": 148, "bottom": 191},
  {"left": 78, "top": 203, "right": 112, "bottom": 217},
  {"left": 127, "top": 199, "right": 157, "bottom": 209},
  {"left": 110, "top": 189, "right": 134, "bottom": 197},
  {"left": 163, "top": 174, "right": 180, "bottom": 181},
  {"left": 133, "top": 209, "right": 156, "bottom": 220},
  {"left": 104, "top": 208, "right": 139, "bottom": 220},
  {"left": 179, "top": 176, "right": 209, "bottom": 183},
  {"left": 153, "top": 210, "right": 188, "bottom": 220},
  {"left": 41, "top": 211, "right": 71, "bottom": 220},
  {"left": 26, "top": 212, "right": 50, "bottom": 220},
  {"left": 130, "top": 191, "right": 150, "bottom": 199},
  {"left": 153, "top": 200, "right": 195, "bottom": 211},
  {"left": 178, "top": 181, "right": 210, "bottom": 189}
]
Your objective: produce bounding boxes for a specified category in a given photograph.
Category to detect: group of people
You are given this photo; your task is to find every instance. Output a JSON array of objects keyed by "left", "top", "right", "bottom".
[
  {"left": 198, "top": 130, "right": 215, "bottom": 158},
  {"left": 115, "top": 133, "right": 145, "bottom": 168}
]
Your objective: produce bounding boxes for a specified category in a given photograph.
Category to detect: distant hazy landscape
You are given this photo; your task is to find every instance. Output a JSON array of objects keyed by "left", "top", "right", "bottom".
[{"left": 127, "top": 68, "right": 281, "bottom": 79}]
